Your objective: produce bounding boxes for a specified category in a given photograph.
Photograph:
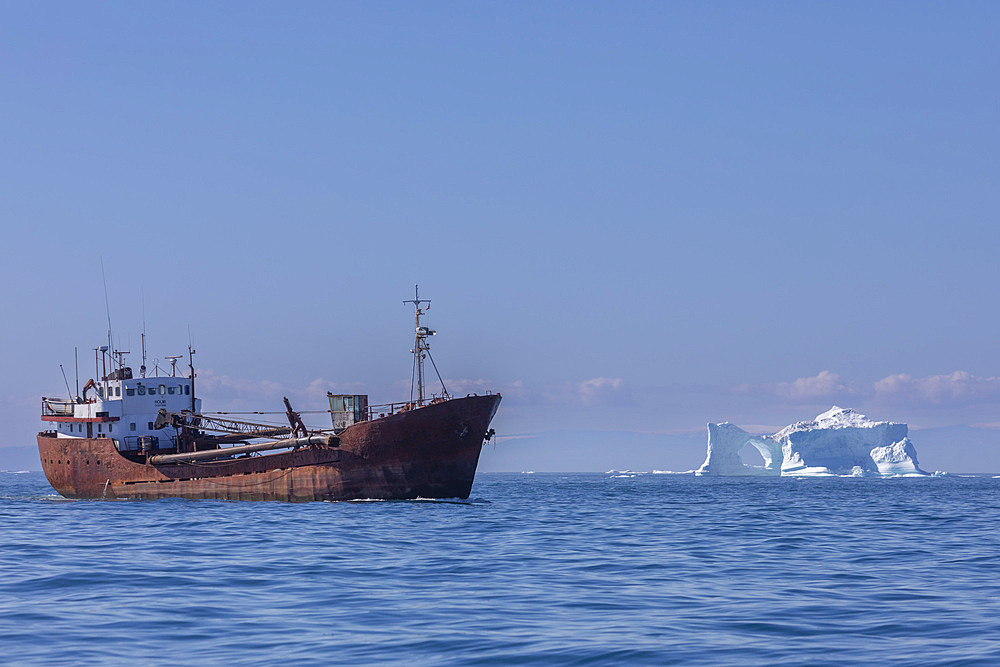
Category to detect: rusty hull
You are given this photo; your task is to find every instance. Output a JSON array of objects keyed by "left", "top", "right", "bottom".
[{"left": 38, "top": 394, "right": 501, "bottom": 501}]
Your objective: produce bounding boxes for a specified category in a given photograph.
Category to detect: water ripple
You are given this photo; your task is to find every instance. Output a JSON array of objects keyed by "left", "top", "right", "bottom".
[{"left": 2, "top": 472, "right": 1000, "bottom": 664}]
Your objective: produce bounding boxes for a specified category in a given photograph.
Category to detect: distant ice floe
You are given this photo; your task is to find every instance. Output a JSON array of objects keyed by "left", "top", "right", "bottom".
[
  {"left": 605, "top": 469, "right": 696, "bottom": 477},
  {"left": 696, "top": 407, "right": 934, "bottom": 477}
]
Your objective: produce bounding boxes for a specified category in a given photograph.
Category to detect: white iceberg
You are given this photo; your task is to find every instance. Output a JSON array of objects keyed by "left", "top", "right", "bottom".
[{"left": 696, "top": 407, "right": 930, "bottom": 477}]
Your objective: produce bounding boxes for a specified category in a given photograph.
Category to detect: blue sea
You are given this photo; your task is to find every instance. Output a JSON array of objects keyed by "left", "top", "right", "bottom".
[{"left": 2, "top": 471, "right": 999, "bottom": 665}]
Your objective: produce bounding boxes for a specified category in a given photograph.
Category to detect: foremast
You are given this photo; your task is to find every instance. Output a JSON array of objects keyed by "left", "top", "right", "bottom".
[{"left": 404, "top": 284, "right": 449, "bottom": 407}]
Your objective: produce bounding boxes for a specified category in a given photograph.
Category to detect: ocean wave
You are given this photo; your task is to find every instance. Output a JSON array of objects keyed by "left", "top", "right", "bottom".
[{"left": 2, "top": 472, "right": 1000, "bottom": 665}]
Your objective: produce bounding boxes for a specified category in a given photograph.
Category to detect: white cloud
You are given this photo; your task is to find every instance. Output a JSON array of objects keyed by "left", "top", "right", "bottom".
[
  {"left": 970, "top": 422, "right": 1000, "bottom": 430},
  {"left": 576, "top": 377, "right": 631, "bottom": 406},
  {"left": 773, "top": 370, "right": 852, "bottom": 400},
  {"left": 196, "top": 369, "right": 286, "bottom": 399},
  {"left": 447, "top": 378, "right": 504, "bottom": 396},
  {"left": 737, "top": 370, "right": 857, "bottom": 402},
  {"left": 195, "top": 369, "right": 367, "bottom": 412},
  {"left": 873, "top": 371, "right": 1000, "bottom": 406},
  {"left": 444, "top": 377, "right": 631, "bottom": 407},
  {"left": 738, "top": 369, "right": 1000, "bottom": 413}
]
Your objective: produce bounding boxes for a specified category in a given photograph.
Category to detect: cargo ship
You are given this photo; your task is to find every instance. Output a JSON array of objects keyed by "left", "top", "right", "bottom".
[{"left": 37, "top": 288, "right": 501, "bottom": 501}]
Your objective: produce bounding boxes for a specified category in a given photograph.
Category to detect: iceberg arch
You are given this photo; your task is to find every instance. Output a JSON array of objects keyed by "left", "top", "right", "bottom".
[{"left": 698, "top": 422, "right": 783, "bottom": 476}]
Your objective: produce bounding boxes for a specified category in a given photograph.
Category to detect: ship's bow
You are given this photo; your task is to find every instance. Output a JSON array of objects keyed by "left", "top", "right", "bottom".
[{"left": 337, "top": 393, "right": 501, "bottom": 499}]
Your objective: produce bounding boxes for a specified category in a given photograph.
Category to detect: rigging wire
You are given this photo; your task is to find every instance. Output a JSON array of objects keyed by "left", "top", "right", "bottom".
[{"left": 425, "top": 349, "right": 449, "bottom": 398}]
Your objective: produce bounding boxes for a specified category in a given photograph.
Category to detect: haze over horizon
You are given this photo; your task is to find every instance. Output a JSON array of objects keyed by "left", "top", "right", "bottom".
[{"left": 2, "top": 2, "right": 998, "bottom": 472}]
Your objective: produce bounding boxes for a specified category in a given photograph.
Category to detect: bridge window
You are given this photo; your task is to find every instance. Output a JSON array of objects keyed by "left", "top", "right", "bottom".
[
  {"left": 126, "top": 388, "right": 135, "bottom": 396},
  {"left": 115, "top": 387, "right": 121, "bottom": 397},
  {"left": 159, "top": 385, "right": 166, "bottom": 395},
  {"left": 168, "top": 386, "right": 175, "bottom": 395},
  {"left": 184, "top": 385, "right": 190, "bottom": 395}
]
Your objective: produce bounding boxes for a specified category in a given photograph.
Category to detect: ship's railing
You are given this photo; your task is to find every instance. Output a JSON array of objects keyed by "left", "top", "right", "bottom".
[
  {"left": 41, "top": 397, "right": 75, "bottom": 417},
  {"left": 364, "top": 392, "right": 496, "bottom": 420},
  {"left": 365, "top": 400, "right": 429, "bottom": 419}
]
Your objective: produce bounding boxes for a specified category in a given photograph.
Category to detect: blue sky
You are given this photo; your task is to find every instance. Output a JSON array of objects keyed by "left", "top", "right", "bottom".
[{"left": 1, "top": 2, "right": 998, "bottom": 471}]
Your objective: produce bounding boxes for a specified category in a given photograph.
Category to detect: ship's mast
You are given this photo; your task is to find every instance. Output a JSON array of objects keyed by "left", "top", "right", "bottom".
[
  {"left": 101, "top": 257, "right": 114, "bottom": 375},
  {"left": 188, "top": 344, "right": 196, "bottom": 412},
  {"left": 403, "top": 284, "right": 449, "bottom": 407},
  {"left": 141, "top": 289, "right": 147, "bottom": 378}
]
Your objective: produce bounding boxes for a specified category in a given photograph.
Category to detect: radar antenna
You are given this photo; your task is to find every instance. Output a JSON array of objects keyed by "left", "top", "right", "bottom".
[
  {"left": 403, "top": 284, "right": 449, "bottom": 407},
  {"left": 165, "top": 355, "right": 183, "bottom": 377}
]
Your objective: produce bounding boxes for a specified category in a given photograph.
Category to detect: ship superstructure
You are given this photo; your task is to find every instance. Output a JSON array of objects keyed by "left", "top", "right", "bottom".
[{"left": 42, "top": 350, "right": 199, "bottom": 454}]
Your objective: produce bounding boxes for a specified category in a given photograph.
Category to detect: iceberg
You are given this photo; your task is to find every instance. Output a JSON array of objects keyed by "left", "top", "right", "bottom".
[{"left": 697, "top": 407, "right": 930, "bottom": 477}]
